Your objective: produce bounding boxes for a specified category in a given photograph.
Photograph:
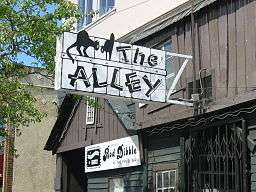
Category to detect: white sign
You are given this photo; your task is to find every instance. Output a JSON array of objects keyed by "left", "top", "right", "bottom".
[
  {"left": 85, "top": 135, "right": 141, "bottom": 172},
  {"left": 55, "top": 31, "right": 192, "bottom": 104}
]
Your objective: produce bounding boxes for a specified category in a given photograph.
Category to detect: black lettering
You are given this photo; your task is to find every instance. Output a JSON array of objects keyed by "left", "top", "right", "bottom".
[
  {"left": 103, "top": 147, "right": 109, "bottom": 161},
  {"left": 148, "top": 54, "right": 158, "bottom": 66},
  {"left": 142, "top": 75, "right": 162, "bottom": 97},
  {"left": 133, "top": 48, "right": 145, "bottom": 65},
  {"left": 125, "top": 72, "right": 141, "bottom": 93},
  {"left": 133, "top": 48, "right": 139, "bottom": 63},
  {"left": 110, "top": 68, "right": 123, "bottom": 90},
  {"left": 117, "top": 145, "right": 123, "bottom": 159},
  {"left": 116, "top": 46, "right": 132, "bottom": 62},
  {"left": 92, "top": 68, "right": 107, "bottom": 88},
  {"left": 68, "top": 66, "right": 90, "bottom": 87}
]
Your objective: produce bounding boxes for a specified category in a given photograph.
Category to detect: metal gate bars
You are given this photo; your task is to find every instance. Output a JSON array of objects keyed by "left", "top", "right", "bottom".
[{"left": 184, "top": 120, "right": 248, "bottom": 192}]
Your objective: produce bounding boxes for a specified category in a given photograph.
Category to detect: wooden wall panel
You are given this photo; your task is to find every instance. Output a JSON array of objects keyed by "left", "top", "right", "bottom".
[
  {"left": 198, "top": 10, "right": 211, "bottom": 73},
  {"left": 208, "top": 5, "right": 220, "bottom": 100},
  {"left": 87, "top": 167, "right": 144, "bottom": 192},
  {"left": 184, "top": 22, "right": 193, "bottom": 91},
  {"left": 236, "top": 0, "right": 246, "bottom": 94},
  {"left": 218, "top": 1, "right": 228, "bottom": 99},
  {"left": 137, "top": 0, "right": 256, "bottom": 129},
  {"left": 227, "top": 0, "right": 238, "bottom": 97},
  {"left": 245, "top": 0, "right": 256, "bottom": 91},
  {"left": 147, "top": 136, "right": 181, "bottom": 190},
  {"left": 57, "top": 99, "right": 131, "bottom": 153}
]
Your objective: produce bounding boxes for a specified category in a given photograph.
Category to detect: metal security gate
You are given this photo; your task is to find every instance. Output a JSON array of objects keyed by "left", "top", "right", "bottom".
[{"left": 184, "top": 120, "right": 249, "bottom": 192}]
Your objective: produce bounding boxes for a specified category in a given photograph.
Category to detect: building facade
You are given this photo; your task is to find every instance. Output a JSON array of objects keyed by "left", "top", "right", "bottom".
[
  {"left": 46, "top": 0, "right": 256, "bottom": 191},
  {"left": 76, "top": 0, "right": 189, "bottom": 38},
  {"left": 11, "top": 72, "right": 58, "bottom": 192}
]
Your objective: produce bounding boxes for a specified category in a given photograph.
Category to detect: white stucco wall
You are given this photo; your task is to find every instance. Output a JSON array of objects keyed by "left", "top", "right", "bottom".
[{"left": 82, "top": 0, "right": 189, "bottom": 39}]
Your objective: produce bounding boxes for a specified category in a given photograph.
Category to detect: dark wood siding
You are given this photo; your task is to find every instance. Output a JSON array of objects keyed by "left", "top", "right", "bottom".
[
  {"left": 146, "top": 135, "right": 181, "bottom": 190},
  {"left": 136, "top": 0, "right": 256, "bottom": 129},
  {"left": 87, "top": 166, "right": 144, "bottom": 192},
  {"left": 57, "top": 98, "right": 130, "bottom": 153}
]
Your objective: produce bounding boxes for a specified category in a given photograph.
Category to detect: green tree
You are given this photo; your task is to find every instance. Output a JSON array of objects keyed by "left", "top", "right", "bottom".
[{"left": 0, "top": 0, "right": 81, "bottom": 134}]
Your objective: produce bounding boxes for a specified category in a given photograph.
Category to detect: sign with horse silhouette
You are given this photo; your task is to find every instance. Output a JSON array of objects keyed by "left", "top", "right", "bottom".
[
  {"left": 55, "top": 31, "right": 192, "bottom": 103},
  {"left": 85, "top": 135, "right": 141, "bottom": 172}
]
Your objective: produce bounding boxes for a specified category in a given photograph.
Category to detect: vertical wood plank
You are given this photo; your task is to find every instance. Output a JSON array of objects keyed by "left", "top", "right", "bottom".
[
  {"left": 236, "top": 0, "right": 247, "bottom": 94},
  {"left": 194, "top": 16, "right": 201, "bottom": 79},
  {"left": 108, "top": 102, "right": 114, "bottom": 141},
  {"left": 245, "top": 0, "right": 256, "bottom": 90},
  {"left": 199, "top": 10, "right": 211, "bottom": 72},
  {"left": 227, "top": 0, "right": 238, "bottom": 97},
  {"left": 103, "top": 99, "right": 110, "bottom": 142},
  {"left": 77, "top": 104, "right": 80, "bottom": 144},
  {"left": 185, "top": 21, "right": 193, "bottom": 97},
  {"left": 218, "top": 1, "right": 228, "bottom": 98},
  {"left": 208, "top": 5, "right": 220, "bottom": 100}
]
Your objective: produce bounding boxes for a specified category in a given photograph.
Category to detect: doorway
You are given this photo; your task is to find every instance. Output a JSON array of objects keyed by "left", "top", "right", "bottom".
[{"left": 62, "top": 148, "right": 87, "bottom": 192}]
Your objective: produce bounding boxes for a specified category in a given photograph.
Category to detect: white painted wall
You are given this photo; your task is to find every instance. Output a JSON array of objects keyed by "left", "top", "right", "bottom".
[{"left": 80, "top": 0, "right": 189, "bottom": 39}]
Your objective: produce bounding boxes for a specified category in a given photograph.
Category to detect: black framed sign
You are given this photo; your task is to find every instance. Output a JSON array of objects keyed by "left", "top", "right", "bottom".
[{"left": 55, "top": 31, "right": 192, "bottom": 103}]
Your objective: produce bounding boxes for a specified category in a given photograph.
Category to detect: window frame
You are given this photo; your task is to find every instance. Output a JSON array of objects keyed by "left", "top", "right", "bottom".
[
  {"left": 153, "top": 163, "right": 179, "bottom": 192},
  {"left": 86, "top": 97, "right": 95, "bottom": 125},
  {"left": 156, "top": 170, "right": 177, "bottom": 192},
  {"left": 79, "top": 0, "right": 116, "bottom": 27},
  {"left": 161, "top": 40, "right": 173, "bottom": 92}
]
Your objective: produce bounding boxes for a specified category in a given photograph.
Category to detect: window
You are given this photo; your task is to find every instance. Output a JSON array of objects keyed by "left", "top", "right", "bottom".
[
  {"left": 156, "top": 170, "right": 176, "bottom": 192},
  {"left": 86, "top": 97, "right": 95, "bottom": 125},
  {"left": 109, "top": 177, "right": 124, "bottom": 192},
  {"left": 79, "top": 0, "right": 116, "bottom": 28},
  {"left": 99, "top": 0, "right": 115, "bottom": 16},
  {"left": 161, "top": 41, "right": 173, "bottom": 91}
]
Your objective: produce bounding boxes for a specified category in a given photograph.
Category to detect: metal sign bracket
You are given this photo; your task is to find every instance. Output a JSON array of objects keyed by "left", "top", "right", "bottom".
[{"left": 165, "top": 52, "right": 193, "bottom": 107}]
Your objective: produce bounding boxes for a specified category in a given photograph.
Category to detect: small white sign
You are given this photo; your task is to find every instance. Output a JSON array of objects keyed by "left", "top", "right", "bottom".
[{"left": 85, "top": 135, "right": 141, "bottom": 172}]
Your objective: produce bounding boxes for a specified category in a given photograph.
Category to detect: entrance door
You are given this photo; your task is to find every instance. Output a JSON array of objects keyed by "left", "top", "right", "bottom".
[
  {"left": 184, "top": 120, "right": 249, "bottom": 192},
  {"left": 62, "top": 148, "right": 87, "bottom": 192}
]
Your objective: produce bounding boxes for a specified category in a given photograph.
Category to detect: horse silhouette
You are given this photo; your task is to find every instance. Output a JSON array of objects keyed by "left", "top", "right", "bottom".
[{"left": 66, "top": 30, "right": 99, "bottom": 63}]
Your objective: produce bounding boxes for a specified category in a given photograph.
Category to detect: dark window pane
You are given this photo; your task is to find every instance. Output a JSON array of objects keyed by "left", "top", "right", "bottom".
[
  {"left": 170, "top": 171, "right": 175, "bottom": 187},
  {"left": 157, "top": 173, "right": 162, "bottom": 188},
  {"left": 86, "top": 0, "right": 93, "bottom": 25},
  {"left": 162, "top": 41, "right": 173, "bottom": 90},
  {"left": 100, "top": 0, "right": 115, "bottom": 16},
  {"left": 107, "top": 0, "right": 115, "bottom": 10},
  {"left": 100, "top": 0, "right": 106, "bottom": 15},
  {"left": 163, "top": 172, "right": 169, "bottom": 187},
  {"left": 78, "top": 0, "right": 85, "bottom": 29}
]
